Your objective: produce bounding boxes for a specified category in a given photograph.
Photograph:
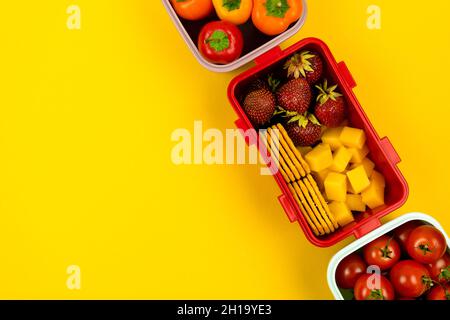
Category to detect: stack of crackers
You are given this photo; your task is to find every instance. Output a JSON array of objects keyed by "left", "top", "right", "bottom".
[{"left": 261, "top": 124, "right": 340, "bottom": 236}]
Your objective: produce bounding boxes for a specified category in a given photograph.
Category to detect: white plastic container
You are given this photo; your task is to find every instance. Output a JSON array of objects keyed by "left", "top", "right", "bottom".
[
  {"left": 327, "top": 212, "right": 450, "bottom": 300},
  {"left": 162, "top": 0, "right": 308, "bottom": 72}
]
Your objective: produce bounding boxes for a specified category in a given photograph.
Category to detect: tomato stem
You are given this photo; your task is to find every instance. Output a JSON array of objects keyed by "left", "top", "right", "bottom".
[{"left": 417, "top": 244, "right": 433, "bottom": 255}]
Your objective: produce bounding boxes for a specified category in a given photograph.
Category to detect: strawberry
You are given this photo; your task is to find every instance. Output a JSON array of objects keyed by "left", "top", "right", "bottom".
[
  {"left": 243, "top": 88, "right": 276, "bottom": 127},
  {"left": 285, "top": 112, "right": 322, "bottom": 147},
  {"left": 276, "top": 78, "right": 312, "bottom": 115},
  {"left": 284, "top": 51, "right": 324, "bottom": 85},
  {"left": 314, "top": 79, "right": 346, "bottom": 128}
]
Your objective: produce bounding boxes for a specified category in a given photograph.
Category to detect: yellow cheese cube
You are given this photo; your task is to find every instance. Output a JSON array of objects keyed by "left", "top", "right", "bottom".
[
  {"left": 347, "top": 165, "right": 371, "bottom": 194},
  {"left": 361, "top": 182, "right": 385, "bottom": 209},
  {"left": 297, "top": 146, "right": 313, "bottom": 156},
  {"left": 348, "top": 145, "right": 369, "bottom": 163},
  {"left": 321, "top": 127, "right": 343, "bottom": 151},
  {"left": 313, "top": 169, "right": 330, "bottom": 190},
  {"left": 329, "top": 146, "right": 352, "bottom": 172},
  {"left": 346, "top": 194, "right": 366, "bottom": 212},
  {"left": 347, "top": 181, "right": 358, "bottom": 194},
  {"left": 305, "top": 144, "right": 333, "bottom": 172},
  {"left": 340, "top": 127, "right": 367, "bottom": 149},
  {"left": 351, "top": 158, "right": 375, "bottom": 177},
  {"left": 324, "top": 172, "right": 347, "bottom": 202},
  {"left": 371, "top": 170, "right": 386, "bottom": 189},
  {"left": 329, "top": 201, "right": 355, "bottom": 227}
]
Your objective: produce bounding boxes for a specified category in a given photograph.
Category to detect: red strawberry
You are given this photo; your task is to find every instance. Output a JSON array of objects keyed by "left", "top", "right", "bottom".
[
  {"left": 243, "top": 88, "right": 276, "bottom": 127},
  {"left": 314, "top": 80, "right": 346, "bottom": 128},
  {"left": 284, "top": 51, "right": 324, "bottom": 85},
  {"left": 276, "top": 78, "right": 312, "bottom": 115},
  {"left": 285, "top": 113, "right": 322, "bottom": 147}
]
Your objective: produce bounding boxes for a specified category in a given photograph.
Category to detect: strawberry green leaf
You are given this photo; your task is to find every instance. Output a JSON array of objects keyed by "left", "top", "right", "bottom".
[
  {"left": 265, "top": 0, "right": 290, "bottom": 18},
  {"left": 308, "top": 113, "right": 321, "bottom": 126},
  {"left": 268, "top": 74, "right": 281, "bottom": 92},
  {"left": 206, "top": 30, "right": 230, "bottom": 52},
  {"left": 223, "top": 0, "right": 241, "bottom": 11}
]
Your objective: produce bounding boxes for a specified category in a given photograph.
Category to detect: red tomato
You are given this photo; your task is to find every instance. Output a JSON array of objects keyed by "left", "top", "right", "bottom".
[
  {"left": 198, "top": 21, "right": 243, "bottom": 64},
  {"left": 390, "top": 260, "right": 432, "bottom": 298},
  {"left": 427, "top": 252, "right": 450, "bottom": 283},
  {"left": 427, "top": 284, "right": 450, "bottom": 300},
  {"left": 354, "top": 273, "right": 395, "bottom": 300},
  {"left": 362, "top": 235, "right": 401, "bottom": 271},
  {"left": 394, "top": 220, "right": 423, "bottom": 250},
  {"left": 336, "top": 254, "right": 367, "bottom": 289},
  {"left": 406, "top": 225, "right": 447, "bottom": 264}
]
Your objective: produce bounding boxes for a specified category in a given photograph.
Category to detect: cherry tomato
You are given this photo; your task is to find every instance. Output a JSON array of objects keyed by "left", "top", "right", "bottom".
[
  {"left": 427, "top": 284, "right": 450, "bottom": 300},
  {"left": 390, "top": 260, "right": 432, "bottom": 298},
  {"left": 198, "top": 21, "right": 243, "bottom": 64},
  {"left": 406, "top": 225, "right": 447, "bottom": 264},
  {"left": 394, "top": 220, "right": 423, "bottom": 250},
  {"left": 354, "top": 273, "right": 395, "bottom": 300},
  {"left": 170, "top": 0, "right": 214, "bottom": 21},
  {"left": 336, "top": 254, "right": 367, "bottom": 289},
  {"left": 362, "top": 235, "right": 401, "bottom": 271},
  {"left": 427, "top": 252, "right": 450, "bottom": 283}
]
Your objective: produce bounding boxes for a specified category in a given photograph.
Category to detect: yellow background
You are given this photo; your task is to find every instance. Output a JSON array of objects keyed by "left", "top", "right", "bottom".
[{"left": 0, "top": 0, "right": 449, "bottom": 299}]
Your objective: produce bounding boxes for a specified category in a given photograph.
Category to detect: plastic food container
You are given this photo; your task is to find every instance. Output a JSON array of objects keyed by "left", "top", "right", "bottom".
[
  {"left": 327, "top": 212, "right": 450, "bottom": 300},
  {"left": 227, "top": 37, "right": 409, "bottom": 247},
  {"left": 162, "top": 0, "right": 308, "bottom": 72}
]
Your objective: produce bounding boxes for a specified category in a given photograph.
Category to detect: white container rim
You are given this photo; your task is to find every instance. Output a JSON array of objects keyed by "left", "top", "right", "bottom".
[
  {"left": 327, "top": 212, "right": 450, "bottom": 300},
  {"left": 162, "top": 0, "right": 308, "bottom": 73}
]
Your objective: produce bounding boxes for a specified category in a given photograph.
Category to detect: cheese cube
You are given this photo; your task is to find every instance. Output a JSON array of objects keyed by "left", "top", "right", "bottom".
[
  {"left": 329, "top": 201, "right": 355, "bottom": 227},
  {"left": 371, "top": 170, "right": 386, "bottom": 189},
  {"left": 321, "top": 127, "right": 343, "bottom": 151},
  {"left": 346, "top": 194, "right": 366, "bottom": 212},
  {"left": 361, "top": 182, "right": 385, "bottom": 209},
  {"left": 340, "top": 127, "right": 367, "bottom": 149},
  {"left": 297, "top": 146, "right": 313, "bottom": 156},
  {"left": 305, "top": 144, "right": 333, "bottom": 172},
  {"left": 313, "top": 169, "right": 330, "bottom": 190},
  {"left": 324, "top": 172, "right": 347, "bottom": 202},
  {"left": 348, "top": 145, "right": 369, "bottom": 163},
  {"left": 329, "top": 146, "right": 352, "bottom": 172},
  {"left": 347, "top": 165, "right": 370, "bottom": 194},
  {"left": 351, "top": 158, "right": 375, "bottom": 177},
  {"left": 347, "top": 181, "right": 358, "bottom": 194}
]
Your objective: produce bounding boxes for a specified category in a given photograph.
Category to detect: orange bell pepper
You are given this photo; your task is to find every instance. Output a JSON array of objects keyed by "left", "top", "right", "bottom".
[
  {"left": 170, "top": 0, "right": 214, "bottom": 21},
  {"left": 252, "top": 0, "right": 304, "bottom": 36},
  {"left": 212, "top": 0, "right": 253, "bottom": 25}
]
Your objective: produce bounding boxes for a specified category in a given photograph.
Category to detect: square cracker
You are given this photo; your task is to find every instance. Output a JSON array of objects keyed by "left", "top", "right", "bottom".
[
  {"left": 268, "top": 127, "right": 306, "bottom": 177},
  {"left": 289, "top": 183, "right": 325, "bottom": 235},
  {"left": 294, "top": 181, "right": 331, "bottom": 234},
  {"left": 287, "top": 184, "right": 320, "bottom": 236},
  {"left": 275, "top": 123, "right": 311, "bottom": 174},
  {"left": 267, "top": 129, "right": 301, "bottom": 180},
  {"left": 260, "top": 131, "right": 294, "bottom": 183},
  {"left": 306, "top": 174, "right": 339, "bottom": 229},
  {"left": 303, "top": 177, "right": 336, "bottom": 232}
]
